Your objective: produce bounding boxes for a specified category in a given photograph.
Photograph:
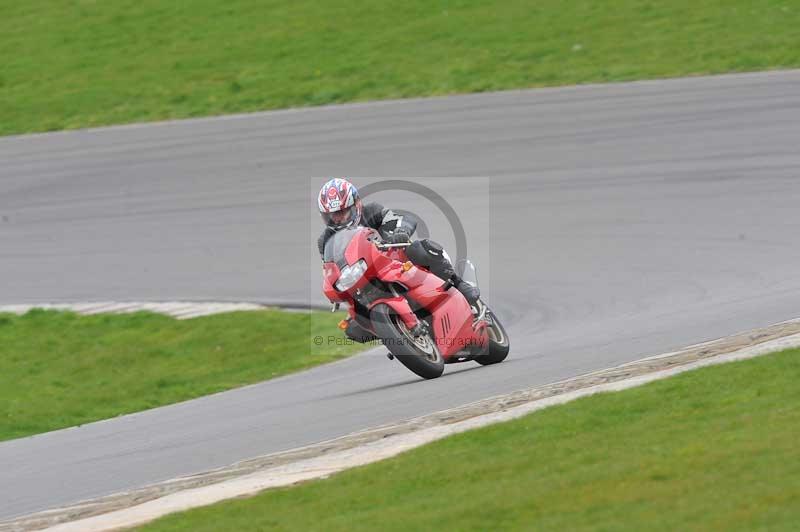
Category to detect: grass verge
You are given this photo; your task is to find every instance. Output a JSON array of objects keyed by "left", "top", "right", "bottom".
[
  {"left": 0, "top": 309, "right": 364, "bottom": 442},
  {"left": 141, "top": 348, "right": 800, "bottom": 531},
  {"left": 2, "top": 1, "right": 800, "bottom": 135}
]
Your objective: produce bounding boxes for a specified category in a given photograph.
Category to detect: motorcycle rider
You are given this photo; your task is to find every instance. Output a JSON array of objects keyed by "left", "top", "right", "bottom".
[{"left": 317, "top": 178, "right": 480, "bottom": 307}]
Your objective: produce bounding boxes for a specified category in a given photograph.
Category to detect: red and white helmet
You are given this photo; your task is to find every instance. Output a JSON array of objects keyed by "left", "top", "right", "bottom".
[{"left": 318, "top": 178, "right": 362, "bottom": 230}]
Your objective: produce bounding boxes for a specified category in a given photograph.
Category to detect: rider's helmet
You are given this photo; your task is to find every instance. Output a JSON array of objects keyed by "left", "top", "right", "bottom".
[{"left": 318, "top": 178, "right": 362, "bottom": 230}]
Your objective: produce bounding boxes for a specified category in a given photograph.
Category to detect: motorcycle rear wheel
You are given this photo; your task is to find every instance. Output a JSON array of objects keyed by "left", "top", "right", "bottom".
[
  {"left": 371, "top": 304, "right": 444, "bottom": 379},
  {"left": 475, "top": 305, "right": 510, "bottom": 366}
]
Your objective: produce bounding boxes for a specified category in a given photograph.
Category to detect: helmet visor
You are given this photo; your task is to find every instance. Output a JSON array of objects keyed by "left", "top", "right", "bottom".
[{"left": 321, "top": 204, "right": 360, "bottom": 230}]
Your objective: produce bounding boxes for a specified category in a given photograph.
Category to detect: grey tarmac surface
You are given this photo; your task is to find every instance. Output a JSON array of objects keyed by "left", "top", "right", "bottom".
[{"left": 1, "top": 70, "right": 800, "bottom": 520}]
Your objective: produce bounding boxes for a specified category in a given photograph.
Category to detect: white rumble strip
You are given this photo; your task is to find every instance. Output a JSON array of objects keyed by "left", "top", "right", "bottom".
[{"left": 1, "top": 316, "right": 799, "bottom": 531}]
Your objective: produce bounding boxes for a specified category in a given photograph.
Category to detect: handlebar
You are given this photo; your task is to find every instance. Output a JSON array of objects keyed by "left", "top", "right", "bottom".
[{"left": 375, "top": 242, "right": 412, "bottom": 250}]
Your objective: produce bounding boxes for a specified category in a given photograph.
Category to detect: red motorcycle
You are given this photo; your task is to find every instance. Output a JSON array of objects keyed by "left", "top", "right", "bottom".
[{"left": 322, "top": 226, "right": 510, "bottom": 379}]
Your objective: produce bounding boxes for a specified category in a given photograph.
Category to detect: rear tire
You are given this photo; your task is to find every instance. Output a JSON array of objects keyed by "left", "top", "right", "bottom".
[
  {"left": 475, "top": 305, "right": 510, "bottom": 366},
  {"left": 371, "top": 304, "right": 444, "bottom": 379}
]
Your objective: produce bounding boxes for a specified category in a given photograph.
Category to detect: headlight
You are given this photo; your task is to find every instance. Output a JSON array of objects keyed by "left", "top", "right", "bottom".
[{"left": 335, "top": 259, "right": 367, "bottom": 291}]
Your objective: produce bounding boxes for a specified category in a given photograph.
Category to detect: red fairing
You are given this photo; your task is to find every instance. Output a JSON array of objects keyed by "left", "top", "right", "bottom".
[
  {"left": 320, "top": 227, "right": 489, "bottom": 362},
  {"left": 365, "top": 240, "right": 487, "bottom": 359},
  {"left": 385, "top": 263, "right": 487, "bottom": 359},
  {"left": 322, "top": 262, "right": 344, "bottom": 302}
]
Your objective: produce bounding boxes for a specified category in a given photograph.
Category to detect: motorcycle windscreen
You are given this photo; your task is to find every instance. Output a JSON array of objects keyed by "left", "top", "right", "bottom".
[
  {"left": 322, "top": 227, "right": 362, "bottom": 265},
  {"left": 455, "top": 259, "right": 479, "bottom": 289}
]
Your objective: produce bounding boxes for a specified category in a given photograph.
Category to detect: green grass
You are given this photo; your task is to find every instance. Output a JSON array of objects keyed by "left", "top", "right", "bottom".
[
  {"left": 0, "top": 309, "right": 364, "bottom": 441},
  {"left": 141, "top": 348, "right": 800, "bottom": 531},
  {"left": 2, "top": 1, "right": 799, "bottom": 135}
]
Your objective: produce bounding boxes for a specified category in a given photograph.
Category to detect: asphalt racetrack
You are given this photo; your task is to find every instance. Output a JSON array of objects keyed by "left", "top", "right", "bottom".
[{"left": 1, "top": 71, "right": 799, "bottom": 519}]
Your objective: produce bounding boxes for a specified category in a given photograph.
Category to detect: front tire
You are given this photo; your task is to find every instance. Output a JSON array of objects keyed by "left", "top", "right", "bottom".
[
  {"left": 371, "top": 304, "right": 444, "bottom": 379},
  {"left": 475, "top": 305, "right": 510, "bottom": 366}
]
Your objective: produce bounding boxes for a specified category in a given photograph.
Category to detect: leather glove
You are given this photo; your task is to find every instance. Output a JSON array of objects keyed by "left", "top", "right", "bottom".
[{"left": 386, "top": 228, "right": 411, "bottom": 244}]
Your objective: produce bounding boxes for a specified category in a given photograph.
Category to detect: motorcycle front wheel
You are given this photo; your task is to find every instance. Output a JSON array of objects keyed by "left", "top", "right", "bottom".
[{"left": 371, "top": 304, "right": 444, "bottom": 379}]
